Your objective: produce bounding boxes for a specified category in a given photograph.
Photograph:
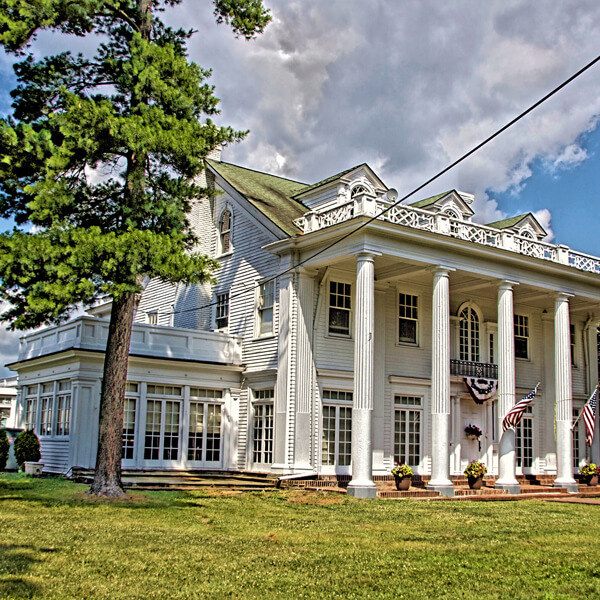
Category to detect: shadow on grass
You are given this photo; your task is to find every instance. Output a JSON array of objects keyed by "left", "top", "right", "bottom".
[{"left": 0, "top": 544, "right": 43, "bottom": 599}]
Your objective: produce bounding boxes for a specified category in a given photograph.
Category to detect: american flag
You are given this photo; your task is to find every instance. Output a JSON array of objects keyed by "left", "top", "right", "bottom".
[
  {"left": 582, "top": 386, "right": 598, "bottom": 446},
  {"left": 502, "top": 384, "right": 540, "bottom": 432}
]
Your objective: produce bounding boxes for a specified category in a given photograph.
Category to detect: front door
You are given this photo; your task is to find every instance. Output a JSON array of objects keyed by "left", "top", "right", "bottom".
[
  {"left": 515, "top": 406, "right": 534, "bottom": 474},
  {"left": 187, "top": 401, "right": 222, "bottom": 467},
  {"left": 460, "top": 399, "right": 486, "bottom": 470},
  {"left": 320, "top": 402, "right": 352, "bottom": 475}
]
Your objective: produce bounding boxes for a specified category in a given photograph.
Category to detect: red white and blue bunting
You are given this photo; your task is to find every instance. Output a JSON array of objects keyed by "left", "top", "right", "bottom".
[{"left": 464, "top": 377, "right": 498, "bottom": 404}]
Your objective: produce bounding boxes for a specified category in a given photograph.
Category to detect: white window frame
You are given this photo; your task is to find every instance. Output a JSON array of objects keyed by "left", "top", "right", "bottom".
[
  {"left": 143, "top": 385, "right": 183, "bottom": 463},
  {"left": 252, "top": 389, "right": 275, "bottom": 466},
  {"left": 327, "top": 280, "right": 352, "bottom": 338},
  {"left": 570, "top": 323, "right": 578, "bottom": 368},
  {"left": 214, "top": 291, "right": 230, "bottom": 331},
  {"left": 146, "top": 310, "right": 159, "bottom": 325},
  {"left": 320, "top": 390, "right": 353, "bottom": 473},
  {"left": 54, "top": 380, "right": 71, "bottom": 437},
  {"left": 458, "top": 302, "right": 482, "bottom": 363},
  {"left": 514, "top": 314, "right": 530, "bottom": 360},
  {"left": 217, "top": 207, "right": 233, "bottom": 256},
  {"left": 187, "top": 388, "right": 224, "bottom": 465},
  {"left": 122, "top": 382, "right": 139, "bottom": 462},
  {"left": 398, "top": 292, "right": 419, "bottom": 345},
  {"left": 256, "top": 279, "right": 275, "bottom": 337},
  {"left": 39, "top": 382, "right": 55, "bottom": 437},
  {"left": 393, "top": 395, "right": 423, "bottom": 468}
]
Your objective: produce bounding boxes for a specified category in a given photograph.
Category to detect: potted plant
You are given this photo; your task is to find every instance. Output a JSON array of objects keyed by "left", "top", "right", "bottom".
[
  {"left": 579, "top": 463, "right": 599, "bottom": 486},
  {"left": 464, "top": 460, "right": 487, "bottom": 489},
  {"left": 391, "top": 462, "right": 414, "bottom": 491},
  {"left": 464, "top": 424, "right": 483, "bottom": 440}
]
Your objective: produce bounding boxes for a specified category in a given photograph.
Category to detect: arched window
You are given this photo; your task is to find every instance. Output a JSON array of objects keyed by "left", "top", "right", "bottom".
[
  {"left": 459, "top": 305, "right": 480, "bottom": 362},
  {"left": 443, "top": 208, "right": 461, "bottom": 220},
  {"left": 351, "top": 184, "right": 369, "bottom": 198},
  {"left": 219, "top": 208, "right": 231, "bottom": 254},
  {"left": 519, "top": 228, "right": 535, "bottom": 239}
]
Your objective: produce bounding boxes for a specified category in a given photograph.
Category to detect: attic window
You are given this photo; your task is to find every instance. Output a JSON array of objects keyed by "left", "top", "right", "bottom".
[
  {"left": 443, "top": 208, "right": 461, "bottom": 220},
  {"left": 351, "top": 185, "right": 369, "bottom": 198},
  {"left": 520, "top": 229, "right": 535, "bottom": 240}
]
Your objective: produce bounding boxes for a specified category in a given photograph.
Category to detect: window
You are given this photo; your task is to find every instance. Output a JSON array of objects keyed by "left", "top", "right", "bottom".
[
  {"left": 573, "top": 407, "right": 581, "bottom": 469},
  {"left": 514, "top": 314, "right": 529, "bottom": 359},
  {"left": 55, "top": 381, "right": 71, "bottom": 436},
  {"left": 188, "top": 388, "right": 223, "bottom": 463},
  {"left": 398, "top": 293, "right": 418, "bottom": 344},
  {"left": 321, "top": 390, "right": 352, "bottom": 468},
  {"left": 570, "top": 324, "right": 576, "bottom": 366},
  {"left": 253, "top": 389, "right": 274, "bottom": 464},
  {"left": 144, "top": 395, "right": 182, "bottom": 462},
  {"left": 257, "top": 280, "right": 275, "bottom": 336},
  {"left": 515, "top": 405, "right": 533, "bottom": 468},
  {"left": 491, "top": 399, "right": 498, "bottom": 443},
  {"left": 215, "top": 292, "right": 229, "bottom": 330},
  {"left": 40, "top": 396, "right": 53, "bottom": 436},
  {"left": 146, "top": 311, "right": 158, "bottom": 325},
  {"left": 328, "top": 281, "right": 351, "bottom": 336},
  {"left": 146, "top": 384, "right": 182, "bottom": 396},
  {"left": 25, "top": 387, "right": 38, "bottom": 431},
  {"left": 218, "top": 208, "right": 232, "bottom": 254},
  {"left": 459, "top": 306, "right": 480, "bottom": 362},
  {"left": 122, "top": 397, "right": 137, "bottom": 460},
  {"left": 351, "top": 184, "right": 369, "bottom": 198},
  {"left": 489, "top": 333, "right": 495, "bottom": 364},
  {"left": 394, "top": 395, "right": 422, "bottom": 467}
]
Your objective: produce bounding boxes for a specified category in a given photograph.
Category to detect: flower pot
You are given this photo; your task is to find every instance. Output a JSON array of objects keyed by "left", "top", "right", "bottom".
[
  {"left": 24, "top": 462, "right": 44, "bottom": 476},
  {"left": 585, "top": 474, "right": 599, "bottom": 487},
  {"left": 467, "top": 476, "right": 483, "bottom": 490},
  {"left": 394, "top": 475, "right": 411, "bottom": 491}
]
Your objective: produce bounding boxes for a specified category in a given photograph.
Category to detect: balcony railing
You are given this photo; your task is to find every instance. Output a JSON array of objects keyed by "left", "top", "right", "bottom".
[
  {"left": 294, "top": 195, "right": 600, "bottom": 276},
  {"left": 450, "top": 359, "right": 498, "bottom": 379}
]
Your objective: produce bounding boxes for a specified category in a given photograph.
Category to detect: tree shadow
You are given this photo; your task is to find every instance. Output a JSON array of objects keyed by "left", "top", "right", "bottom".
[{"left": 0, "top": 544, "right": 43, "bottom": 599}]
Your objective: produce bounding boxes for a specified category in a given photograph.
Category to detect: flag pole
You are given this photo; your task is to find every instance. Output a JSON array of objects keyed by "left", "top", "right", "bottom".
[{"left": 571, "top": 383, "right": 599, "bottom": 431}]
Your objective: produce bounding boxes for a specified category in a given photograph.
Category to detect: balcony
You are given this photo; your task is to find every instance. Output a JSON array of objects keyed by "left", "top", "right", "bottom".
[
  {"left": 450, "top": 359, "right": 498, "bottom": 379},
  {"left": 16, "top": 316, "right": 243, "bottom": 366}
]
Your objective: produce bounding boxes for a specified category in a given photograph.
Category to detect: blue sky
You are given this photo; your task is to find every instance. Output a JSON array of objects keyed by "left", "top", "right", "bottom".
[{"left": 1, "top": 1, "right": 600, "bottom": 374}]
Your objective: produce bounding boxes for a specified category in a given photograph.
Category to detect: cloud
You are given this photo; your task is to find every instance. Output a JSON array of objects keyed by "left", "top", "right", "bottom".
[{"left": 533, "top": 208, "right": 555, "bottom": 242}]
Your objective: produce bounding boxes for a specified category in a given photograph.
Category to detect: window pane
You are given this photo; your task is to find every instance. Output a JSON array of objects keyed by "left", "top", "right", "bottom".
[
  {"left": 122, "top": 398, "right": 136, "bottom": 460},
  {"left": 144, "top": 400, "right": 162, "bottom": 460},
  {"left": 163, "top": 401, "right": 180, "bottom": 461}
]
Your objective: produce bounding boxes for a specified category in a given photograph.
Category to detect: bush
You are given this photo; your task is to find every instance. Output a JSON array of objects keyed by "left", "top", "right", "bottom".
[
  {"left": 13, "top": 429, "right": 41, "bottom": 469},
  {"left": 0, "top": 429, "right": 9, "bottom": 470}
]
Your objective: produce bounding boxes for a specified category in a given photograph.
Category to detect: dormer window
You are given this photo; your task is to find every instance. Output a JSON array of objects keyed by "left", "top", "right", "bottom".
[
  {"left": 520, "top": 229, "right": 535, "bottom": 240},
  {"left": 351, "top": 185, "right": 369, "bottom": 198},
  {"left": 443, "top": 208, "right": 461, "bottom": 220},
  {"left": 218, "top": 208, "right": 232, "bottom": 254}
]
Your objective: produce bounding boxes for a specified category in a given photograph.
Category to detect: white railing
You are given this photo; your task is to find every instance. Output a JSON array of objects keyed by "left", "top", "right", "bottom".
[
  {"left": 18, "top": 316, "right": 243, "bottom": 365},
  {"left": 298, "top": 196, "right": 600, "bottom": 276}
]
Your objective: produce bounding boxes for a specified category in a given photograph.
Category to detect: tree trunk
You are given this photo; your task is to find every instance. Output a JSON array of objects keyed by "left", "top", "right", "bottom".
[{"left": 89, "top": 292, "right": 137, "bottom": 497}]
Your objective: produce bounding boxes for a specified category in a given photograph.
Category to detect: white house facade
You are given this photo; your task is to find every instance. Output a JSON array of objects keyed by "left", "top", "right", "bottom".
[{"left": 9, "top": 149, "right": 600, "bottom": 496}]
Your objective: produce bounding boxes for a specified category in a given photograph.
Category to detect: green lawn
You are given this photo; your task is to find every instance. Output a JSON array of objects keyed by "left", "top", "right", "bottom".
[{"left": 1, "top": 475, "right": 600, "bottom": 599}]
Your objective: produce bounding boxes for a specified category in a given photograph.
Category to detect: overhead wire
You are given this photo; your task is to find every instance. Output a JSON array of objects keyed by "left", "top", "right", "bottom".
[{"left": 144, "top": 52, "right": 600, "bottom": 318}]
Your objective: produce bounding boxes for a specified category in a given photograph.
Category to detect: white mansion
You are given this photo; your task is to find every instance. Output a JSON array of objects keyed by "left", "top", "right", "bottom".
[{"left": 9, "top": 149, "right": 600, "bottom": 496}]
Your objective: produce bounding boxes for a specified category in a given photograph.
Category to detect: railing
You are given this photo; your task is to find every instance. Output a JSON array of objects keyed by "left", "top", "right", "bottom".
[
  {"left": 450, "top": 359, "right": 498, "bottom": 379},
  {"left": 297, "top": 194, "right": 600, "bottom": 276},
  {"left": 18, "top": 316, "right": 243, "bottom": 365}
]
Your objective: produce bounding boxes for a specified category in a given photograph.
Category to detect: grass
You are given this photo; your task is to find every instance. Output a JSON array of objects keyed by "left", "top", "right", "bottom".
[{"left": 1, "top": 474, "right": 600, "bottom": 599}]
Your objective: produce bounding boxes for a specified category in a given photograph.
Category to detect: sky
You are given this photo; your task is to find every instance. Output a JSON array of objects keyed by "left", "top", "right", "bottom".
[{"left": 1, "top": 0, "right": 600, "bottom": 375}]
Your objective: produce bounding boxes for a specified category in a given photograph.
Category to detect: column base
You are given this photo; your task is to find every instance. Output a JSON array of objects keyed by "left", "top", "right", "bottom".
[
  {"left": 346, "top": 483, "right": 377, "bottom": 499},
  {"left": 554, "top": 480, "right": 579, "bottom": 493},
  {"left": 428, "top": 483, "right": 455, "bottom": 497},
  {"left": 495, "top": 482, "right": 521, "bottom": 495}
]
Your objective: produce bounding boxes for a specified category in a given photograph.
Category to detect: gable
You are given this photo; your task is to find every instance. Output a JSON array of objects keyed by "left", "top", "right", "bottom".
[
  {"left": 207, "top": 160, "right": 309, "bottom": 237},
  {"left": 410, "top": 190, "right": 474, "bottom": 219},
  {"left": 486, "top": 213, "right": 547, "bottom": 239}
]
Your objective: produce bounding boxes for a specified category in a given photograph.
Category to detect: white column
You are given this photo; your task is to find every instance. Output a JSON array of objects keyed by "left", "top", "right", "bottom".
[
  {"left": 347, "top": 251, "right": 379, "bottom": 498},
  {"left": 554, "top": 293, "right": 578, "bottom": 492},
  {"left": 495, "top": 280, "right": 520, "bottom": 494},
  {"left": 429, "top": 267, "right": 454, "bottom": 496}
]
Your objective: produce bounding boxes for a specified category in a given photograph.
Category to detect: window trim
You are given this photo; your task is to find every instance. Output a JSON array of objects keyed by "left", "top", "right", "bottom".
[
  {"left": 251, "top": 388, "right": 275, "bottom": 465},
  {"left": 217, "top": 207, "right": 233, "bottom": 256},
  {"left": 514, "top": 313, "right": 530, "bottom": 360},
  {"left": 397, "top": 291, "right": 420, "bottom": 346},
  {"left": 458, "top": 302, "right": 483, "bottom": 363},
  {"left": 393, "top": 395, "right": 423, "bottom": 468},
  {"left": 255, "top": 279, "right": 275, "bottom": 338},
  {"left": 327, "top": 279, "right": 353, "bottom": 339},
  {"left": 214, "top": 291, "right": 230, "bottom": 331}
]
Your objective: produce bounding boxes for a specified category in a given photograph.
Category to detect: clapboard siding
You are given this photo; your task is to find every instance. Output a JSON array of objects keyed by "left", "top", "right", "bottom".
[{"left": 39, "top": 439, "right": 70, "bottom": 474}]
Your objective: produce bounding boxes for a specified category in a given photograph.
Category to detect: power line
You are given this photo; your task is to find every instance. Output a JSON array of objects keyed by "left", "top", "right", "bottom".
[{"left": 148, "top": 52, "right": 600, "bottom": 318}]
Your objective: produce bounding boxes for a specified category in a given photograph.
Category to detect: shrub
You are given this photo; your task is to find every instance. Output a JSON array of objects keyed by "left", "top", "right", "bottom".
[
  {"left": 0, "top": 429, "right": 9, "bottom": 470},
  {"left": 13, "top": 430, "right": 41, "bottom": 469}
]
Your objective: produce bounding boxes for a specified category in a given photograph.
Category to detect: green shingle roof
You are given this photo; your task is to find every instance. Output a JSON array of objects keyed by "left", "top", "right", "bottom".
[
  {"left": 486, "top": 214, "right": 530, "bottom": 229},
  {"left": 208, "top": 160, "right": 309, "bottom": 236},
  {"left": 292, "top": 164, "right": 366, "bottom": 198},
  {"left": 409, "top": 191, "right": 453, "bottom": 209}
]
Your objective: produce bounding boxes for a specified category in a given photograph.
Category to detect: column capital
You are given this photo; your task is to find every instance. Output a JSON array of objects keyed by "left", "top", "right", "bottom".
[
  {"left": 554, "top": 291, "right": 574, "bottom": 303},
  {"left": 497, "top": 279, "right": 519, "bottom": 291},
  {"left": 427, "top": 264, "right": 455, "bottom": 277},
  {"left": 297, "top": 266, "right": 319, "bottom": 278},
  {"left": 350, "top": 248, "right": 382, "bottom": 261}
]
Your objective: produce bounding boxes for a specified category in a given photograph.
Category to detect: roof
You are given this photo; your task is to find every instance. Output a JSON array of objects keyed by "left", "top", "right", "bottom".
[
  {"left": 409, "top": 191, "right": 453, "bottom": 209},
  {"left": 485, "top": 214, "right": 531, "bottom": 229},
  {"left": 207, "top": 160, "right": 309, "bottom": 236},
  {"left": 292, "top": 164, "right": 365, "bottom": 197}
]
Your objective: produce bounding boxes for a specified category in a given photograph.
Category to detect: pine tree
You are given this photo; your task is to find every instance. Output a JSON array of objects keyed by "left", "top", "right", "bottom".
[{"left": 0, "top": 0, "right": 270, "bottom": 496}]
